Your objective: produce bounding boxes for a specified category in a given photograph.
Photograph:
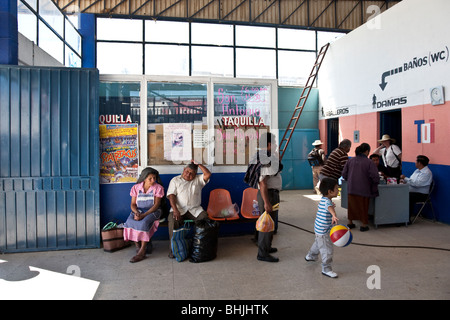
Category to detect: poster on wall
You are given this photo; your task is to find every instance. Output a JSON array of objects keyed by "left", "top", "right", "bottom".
[
  {"left": 163, "top": 123, "right": 192, "bottom": 162},
  {"left": 100, "top": 124, "right": 139, "bottom": 184}
]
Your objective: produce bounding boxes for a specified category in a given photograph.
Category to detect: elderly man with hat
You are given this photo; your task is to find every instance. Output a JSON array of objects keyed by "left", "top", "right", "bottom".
[
  {"left": 373, "top": 134, "right": 402, "bottom": 182},
  {"left": 308, "top": 140, "right": 326, "bottom": 194}
]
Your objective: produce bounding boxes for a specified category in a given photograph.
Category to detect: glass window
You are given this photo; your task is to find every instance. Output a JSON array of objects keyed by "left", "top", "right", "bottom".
[
  {"left": 278, "top": 28, "right": 316, "bottom": 50},
  {"left": 236, "top": 48, "right": 276, "bottom": 79},
  {"left": 145, "top": 20, "right": 189, "bottom": 43},
  {"left": 99, "top": 81, "right": 141, "bottom": 125},
  {"left": 65, "top": 18, "right": 81, "bottom": 55},
  {"left": 278, "top": 51, "right": 316, "bottom": 86},
  {"left": 65, "top": 45, "right": 81, "bottom": 68},
  {"left": 39, "top": 0, "right": 64, "bottom": 36},
  {"left": 318, "top": 31, "right": 346, "bottom": 48},
  {"left": 97, "top": 18, "right": 143, "bottom": 42},
  {"left": 99, "top": 81, "right": 141, "bottom": 184},
  {"left": 214, "top": 83, "right": 272, "bottom": 166},
  {"left": 191, "top": 23, "right": 233, "bottom": 46},
  {"left": 236, "top": 25, "right": 275, "bottom": 48},
  {"left": 214, "top": 83, "right": 271, "bottom": 126},
  {"left": 147, "top": 82, "right": 207, "bottom": 165},
  {"left": 145, "top": 44, "right": 189, "bottom": 76},
  {"left": 191, "top": 46, "right": 233, "bottom": 77},
  {"left": 22, "top": 0, "right": 37, "bottom": 11},
  {"left": 18, "top": 2, "right": 37, "bottom": 44},
  {"left": 38, "top": 20, "right": 64, "bottom": 63},
  {"left": 97, "top": 42, "right": 142, "bottom": 74}
]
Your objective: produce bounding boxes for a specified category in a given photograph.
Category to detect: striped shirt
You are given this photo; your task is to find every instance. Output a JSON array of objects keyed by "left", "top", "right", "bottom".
[
  {"left": 314, "top": 197, "right": 334, "bottom": 235},
  {"left": 320, "top": 147, "right": 348, "bottom": 179}
]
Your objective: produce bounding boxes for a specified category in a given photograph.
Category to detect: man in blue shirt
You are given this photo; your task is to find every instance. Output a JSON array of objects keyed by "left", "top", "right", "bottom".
[{"left": 400, "top": 155, "right": 433, "bottom": 219}]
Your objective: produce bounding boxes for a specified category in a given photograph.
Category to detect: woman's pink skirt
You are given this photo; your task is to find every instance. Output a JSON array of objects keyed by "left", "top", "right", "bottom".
[{"left": 123, "top": 221, "right": 160, "bottom": 242}]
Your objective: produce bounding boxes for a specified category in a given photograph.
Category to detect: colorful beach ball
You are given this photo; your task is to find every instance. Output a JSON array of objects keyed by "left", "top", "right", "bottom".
[{"left": 330, "top": 225, "right": 353, "bottom": 247}]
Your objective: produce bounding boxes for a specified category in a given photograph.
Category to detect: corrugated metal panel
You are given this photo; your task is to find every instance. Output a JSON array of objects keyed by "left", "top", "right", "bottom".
[
  {"left": 0, "top": 65, "right": 100, "bottom": 253},
  {"left": 59, "top": 0, "right": 401, "bottom": 30}
]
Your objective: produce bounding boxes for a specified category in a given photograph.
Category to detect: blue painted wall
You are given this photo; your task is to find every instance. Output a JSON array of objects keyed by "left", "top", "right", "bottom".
[
  {"left": 278, "top": 87, "right": 320, "bottom": 190},
  {"left": 402, "top": 161, "right": 449, "bottom": 225},
  {"left": 0, "top": 0, "right": 18, "bottom": 65},
  {"left": 100, "top": 172, "right": 255, "bottom": 240}
]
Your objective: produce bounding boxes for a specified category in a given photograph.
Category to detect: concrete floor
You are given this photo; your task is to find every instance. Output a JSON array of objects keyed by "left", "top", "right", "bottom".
[{"left": 1, "top": 189, "right": 450, "bottom": 301}]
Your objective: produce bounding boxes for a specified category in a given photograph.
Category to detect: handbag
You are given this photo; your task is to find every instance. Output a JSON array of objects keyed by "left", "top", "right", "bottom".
[{"left": 171, "top": 221, "right": 192, "bottom": 262}]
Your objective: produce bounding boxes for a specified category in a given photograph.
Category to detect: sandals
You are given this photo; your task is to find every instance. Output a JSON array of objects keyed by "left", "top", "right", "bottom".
[{"left": 129, "top": 255, "right": 146, "bottom": 263}]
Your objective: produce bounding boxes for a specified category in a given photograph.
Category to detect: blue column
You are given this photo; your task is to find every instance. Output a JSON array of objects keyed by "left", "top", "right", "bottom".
[
  {"left": 79, "top": 13, "right": 96, "bottom": 68},
  {"left": 0, "top": 0, "right": 18, "bottom": 65}
]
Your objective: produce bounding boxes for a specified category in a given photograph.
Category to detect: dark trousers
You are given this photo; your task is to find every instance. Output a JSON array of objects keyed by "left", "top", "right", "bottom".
[{"left": 257, "top": 189, "right": 280, "bottom": 258}]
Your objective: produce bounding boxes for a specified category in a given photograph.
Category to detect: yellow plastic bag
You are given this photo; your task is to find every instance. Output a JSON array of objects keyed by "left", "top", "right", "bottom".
[{"left": 255, "top": 203, "right": 279, "bottom": 232}]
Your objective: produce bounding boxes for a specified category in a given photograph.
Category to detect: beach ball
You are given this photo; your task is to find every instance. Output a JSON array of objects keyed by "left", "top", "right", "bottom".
[{"left": 330, "top": 225, "right": 353, "bottom": 247}]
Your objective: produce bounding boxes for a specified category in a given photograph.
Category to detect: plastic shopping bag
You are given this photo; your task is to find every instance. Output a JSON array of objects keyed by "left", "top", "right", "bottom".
[{"left": 255, "top": 203, "right": 279, "bottom": 232}]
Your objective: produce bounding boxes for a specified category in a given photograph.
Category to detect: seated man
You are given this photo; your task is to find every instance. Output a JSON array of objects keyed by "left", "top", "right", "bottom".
[
  {"left": 369, "top": 153, "right": 387, "bottom": 179},
  {"left": 167, "top": 160, "right": 211, "bottom": 258},
  {"left": 400, "top": 155, "right": 433, "bottom": 219}
]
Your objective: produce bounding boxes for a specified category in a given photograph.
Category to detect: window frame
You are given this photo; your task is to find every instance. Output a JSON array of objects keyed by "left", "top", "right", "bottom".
[{"left": 99, "top": 74, "right": 278, "bottom": 174}]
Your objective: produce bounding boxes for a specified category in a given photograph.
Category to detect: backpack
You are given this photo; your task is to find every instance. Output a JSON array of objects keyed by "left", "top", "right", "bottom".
[
  {"left": 244, "top": 152, "right": 283, "bottom": 188},
  {"left": 308, "top": 148, "right": 324, "bottom": 166},
  {"left": 243, "top": 153, "right": 262, "bottom": 189}
]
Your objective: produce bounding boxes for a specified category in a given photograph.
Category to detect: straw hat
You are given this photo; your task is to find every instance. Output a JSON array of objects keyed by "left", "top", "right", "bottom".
[
  {"left": 312, "top": 140, "right": 323, "bottom": 146},
  {"left": 378, "top": 134, "right": 396, "bottom": 143}
]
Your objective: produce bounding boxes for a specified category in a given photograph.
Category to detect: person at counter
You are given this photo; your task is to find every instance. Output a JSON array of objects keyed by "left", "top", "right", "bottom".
[
  {"left": 342, "top": 143, "right": 380, "bottom": 232},
  {"left": 400, "top": 155, "right": 433, "bottom": 219},
  {"left": 369, "top": 153, "right": 387, "bottom": 180},
  {"left": 373, "top": 134, "right": 402, "bottom": 182},
  {"left": 319, "top": 139, "right": 351, "bottom": 181}
]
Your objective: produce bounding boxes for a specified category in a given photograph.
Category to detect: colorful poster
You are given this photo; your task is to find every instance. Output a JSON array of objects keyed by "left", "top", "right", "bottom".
[{"left": 99, "top": 124, "right": 139, "bottom": 184}]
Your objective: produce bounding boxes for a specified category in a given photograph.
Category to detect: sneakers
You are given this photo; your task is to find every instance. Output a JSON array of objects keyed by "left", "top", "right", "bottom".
[
  {"left": 322, "top": 270, "right": 338, "bottom": 278},
  {"left": 305, "top": 255, "right": 338, "bottom": 278}
]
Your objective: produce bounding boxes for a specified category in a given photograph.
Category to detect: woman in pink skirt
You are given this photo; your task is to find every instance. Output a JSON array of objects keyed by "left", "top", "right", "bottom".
[{"left": 124, "top": 167, "right": 164, "bottom": 263}]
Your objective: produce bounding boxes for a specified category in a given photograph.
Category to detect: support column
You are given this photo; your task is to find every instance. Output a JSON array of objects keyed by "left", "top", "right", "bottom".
[{"left": 0, "top": 0, "right": 18, "bottom": 65}]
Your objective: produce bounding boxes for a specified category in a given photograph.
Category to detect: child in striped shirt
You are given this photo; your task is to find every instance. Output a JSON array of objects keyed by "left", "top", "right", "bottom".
[{"left": 305, "top": 177, "right": 340, "bottom": 278}]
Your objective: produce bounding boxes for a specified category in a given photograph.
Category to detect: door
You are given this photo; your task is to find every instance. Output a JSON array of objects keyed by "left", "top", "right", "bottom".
[
  {"left": 0, "top": 66, "right": 100, "bottom": 253},
  {"left": 327, "top": 118, "right": 339, "bottom": 155},
  {"left": 380, "top": 109, "right": 402, "bottom": 149}
]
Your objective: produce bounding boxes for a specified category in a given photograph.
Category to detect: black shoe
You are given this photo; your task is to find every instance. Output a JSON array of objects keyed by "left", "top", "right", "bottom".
[
  {"left": 347, "top": 223, "right": 356, "bottom": 229},
  {"left": 269, "top": 247, "right": 278, "bottom": 253},
  {"left": 360, "top": 226, "right": 369, "bottom": 232},
  {"left": 257, "top": 255, "right": 279, "bottom": 262}
]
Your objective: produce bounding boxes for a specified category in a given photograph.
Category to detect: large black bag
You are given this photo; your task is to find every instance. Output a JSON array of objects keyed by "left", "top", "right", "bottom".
[{"left": 189, "top": 218, "right": 220, "bottom": 263}]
